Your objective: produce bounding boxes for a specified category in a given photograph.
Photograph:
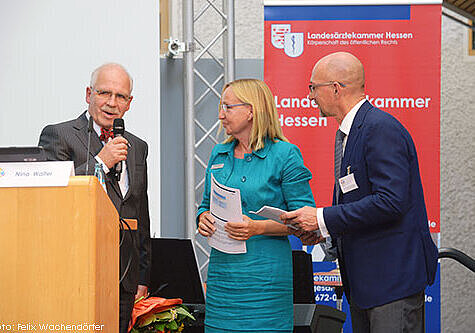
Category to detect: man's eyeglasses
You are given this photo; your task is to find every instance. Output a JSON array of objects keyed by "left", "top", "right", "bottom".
[
  {"left": 308, "top": 81, "right": 346, "bottom": 93},
  {"left": 219, "top": 103, "right": 250, "bottom": 112},
  {"left": 93, "top": 89, "right": 131, "bottom": 105}
]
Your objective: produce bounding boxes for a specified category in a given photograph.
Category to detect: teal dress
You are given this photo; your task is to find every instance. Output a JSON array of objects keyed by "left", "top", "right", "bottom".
[{"left": 197, "top": 138, "right": 315, "bottom": 332}]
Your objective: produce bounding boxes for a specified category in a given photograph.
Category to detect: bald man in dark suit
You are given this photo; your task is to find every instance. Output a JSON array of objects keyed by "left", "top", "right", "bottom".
[
  {"left": 282, "top": 52, "right": 437, "bottom": 333},
  {"left": 39, "top": 63, "right": 151, "bottom": 333}
]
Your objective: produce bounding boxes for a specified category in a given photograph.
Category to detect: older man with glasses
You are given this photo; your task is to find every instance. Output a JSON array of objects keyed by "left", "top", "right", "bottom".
[{"left": 39, "top": 63, "right": 151, "bottom": 333}]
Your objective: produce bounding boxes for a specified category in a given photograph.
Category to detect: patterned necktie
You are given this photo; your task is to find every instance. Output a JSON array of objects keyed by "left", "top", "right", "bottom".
[
  {"left": 334, "top": 129, "right": 346, "bottom": 204},
  {"left": 99, "top": 127, "right": 114, "bottom": 143},
  {"left": 322, "top": 129, "right": 346, "bottom": 262}
]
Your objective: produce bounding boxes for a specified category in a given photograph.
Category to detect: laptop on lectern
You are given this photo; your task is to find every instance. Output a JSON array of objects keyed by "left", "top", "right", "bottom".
[{"left": 0, "top": 146, "right": 47, "bottom": 162}]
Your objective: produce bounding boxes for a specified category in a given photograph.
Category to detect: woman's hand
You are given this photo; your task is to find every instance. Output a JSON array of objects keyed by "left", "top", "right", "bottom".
[
  {"left": 288, "top": 226, "right": 324, "bottom": 245},
  {"left": 299, "top": 231, "right": 324, "bottom": 245},
  {"left": 225, "top": 215, "right": 257, "bottom": 241},
  {"left": 198, "top": 211, "right": 216, "bottom": 237}
]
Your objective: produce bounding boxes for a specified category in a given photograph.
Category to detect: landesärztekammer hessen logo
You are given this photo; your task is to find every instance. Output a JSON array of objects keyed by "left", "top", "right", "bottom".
[{"left": 271, "top": 24, "right": 304, "bottom": 58}]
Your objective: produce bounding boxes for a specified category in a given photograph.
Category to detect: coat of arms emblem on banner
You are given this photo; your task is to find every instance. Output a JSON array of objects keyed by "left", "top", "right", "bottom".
[
  {"left": 271, "top": 24, "right": 291, "bottom": 49},
  {"left": 284, "top": 32, "right": 304, "bottom": 58}
]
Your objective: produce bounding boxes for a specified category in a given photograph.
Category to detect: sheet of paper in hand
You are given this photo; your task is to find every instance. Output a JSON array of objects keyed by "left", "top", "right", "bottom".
[
  {"left": 208, "top": 174, "right": 247, "bottom": 254},
  {"left": 250, "top": 205, "right": 321, "bottom": 237}
]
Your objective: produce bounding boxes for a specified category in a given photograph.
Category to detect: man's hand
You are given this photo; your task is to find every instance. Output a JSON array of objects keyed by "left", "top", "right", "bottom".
[
  {"left": 281, "top": 206, "right": 319, "bottom": 232},
  {"left": 97, "top": 136, "right": 129, "bottom": 169},
  {"left": 225, "top": 215, "right": 256, "bottom": 241},
  {"left": 299, "top": 231, "right": 325, "bottom": 245},
  {"left": 198, "top": 211, "right": 216, "bottom": 237},
  {"left": 135, "top": 284, "right": 148, "bottom": 301}
]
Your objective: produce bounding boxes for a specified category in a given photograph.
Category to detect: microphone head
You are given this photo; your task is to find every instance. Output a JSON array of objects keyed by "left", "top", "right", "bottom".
[
  {"left": 113, "top": 118, "right": 125, "bottom": 136},
  {"left": 88, "top": 116, "right": 94, "bottom": 133}
]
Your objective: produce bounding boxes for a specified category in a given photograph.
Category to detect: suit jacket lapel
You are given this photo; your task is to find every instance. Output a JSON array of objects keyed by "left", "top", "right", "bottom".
[
  {"left": 341, "top": 101, "right": 372, "bottom": 168},
  {"left": 72, "top": 112, "right": 103, "bottom": 158},
  {"left": 123, "top": 132, "right": 135, "bottom": 201},
  {"left": 333, "top": 101, "right": 371, "bottom": 205}
]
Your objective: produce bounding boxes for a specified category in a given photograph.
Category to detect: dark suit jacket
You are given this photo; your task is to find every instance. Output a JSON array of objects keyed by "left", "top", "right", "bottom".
[
  {"left": 324, "top": 101, "right": 438, "bottom": 309},
  {"left": 38, "top": 112, "right": 151, "bottom": 293}
]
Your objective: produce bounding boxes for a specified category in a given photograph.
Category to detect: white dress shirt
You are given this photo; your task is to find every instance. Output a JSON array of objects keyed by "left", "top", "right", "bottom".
[{"left": 316, "top": 99, "right": 366, "bottom": 237}]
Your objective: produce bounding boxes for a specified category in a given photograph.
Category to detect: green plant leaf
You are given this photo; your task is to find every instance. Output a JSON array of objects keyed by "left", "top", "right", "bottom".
[
  {"left": 156, "top": 311, "right": 173, "bottom": 321},
  {"left": 176, "top": 306, "right": 196, "bottom": 320},
  {"left": 134, "top": 295, "right": 145, "bottom": 304},
  {"left": 155, "top": 322, "right": 166, "bottom": 331},
  {"left": 137, "top": 313, "right": 156, "bottom": 328},
  {"left": 167, "top": 321, "right": 179, "bottom": 330}
]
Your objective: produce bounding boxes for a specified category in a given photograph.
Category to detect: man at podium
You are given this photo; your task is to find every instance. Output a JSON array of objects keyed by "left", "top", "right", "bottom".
[{"left": 38, "top": 63, "right": 151, "bottom": 333}]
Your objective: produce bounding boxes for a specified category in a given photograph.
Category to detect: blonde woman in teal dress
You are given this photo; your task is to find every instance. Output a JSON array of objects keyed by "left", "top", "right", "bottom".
[{"left": 197, "top": 79, "right": 315, "bottom": 332}]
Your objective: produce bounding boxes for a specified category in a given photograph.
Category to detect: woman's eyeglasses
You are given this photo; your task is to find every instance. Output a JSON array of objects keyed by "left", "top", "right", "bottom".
[{"left": 219, "top": 103, "right": 250, "bottom": 112}]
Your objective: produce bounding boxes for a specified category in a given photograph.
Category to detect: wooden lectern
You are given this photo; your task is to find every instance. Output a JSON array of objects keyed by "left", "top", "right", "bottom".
[{"left": 0, "top": 176, "right": 119, "bottom": 332}]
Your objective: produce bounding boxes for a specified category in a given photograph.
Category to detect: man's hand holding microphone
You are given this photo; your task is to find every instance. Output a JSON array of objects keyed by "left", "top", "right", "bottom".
[{"left": 97, "top": 136, "right": 129, "bottom": 169}]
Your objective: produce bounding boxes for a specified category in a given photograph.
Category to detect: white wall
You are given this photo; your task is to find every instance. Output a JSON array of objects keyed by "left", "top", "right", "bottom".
[
  {"left": 440, "top": 10, "right": 475, "bottom": 333},
  {"left": 0, "top": 0, "right": 161, "bottom": 236}
]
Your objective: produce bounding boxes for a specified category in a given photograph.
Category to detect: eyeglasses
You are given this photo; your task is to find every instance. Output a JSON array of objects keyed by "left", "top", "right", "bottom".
[
  {"left": 93, "top": 88, "right": 131, "bottom": 105},
  {"left": 219, "top": 103, "right": 250, "bottom": 112},
  {"left": 308, "top": 81, "right": 346, "bottom": 93}
]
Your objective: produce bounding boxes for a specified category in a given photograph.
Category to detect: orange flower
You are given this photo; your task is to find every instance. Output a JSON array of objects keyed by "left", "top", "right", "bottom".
[{"left": 128, "top": 297, "right": 183, "bottom": 332}]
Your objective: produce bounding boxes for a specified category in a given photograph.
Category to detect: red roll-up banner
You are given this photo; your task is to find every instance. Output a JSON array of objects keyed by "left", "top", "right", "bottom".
[{"left": 264, "top": 3, "right": 441, "bottom": 332}]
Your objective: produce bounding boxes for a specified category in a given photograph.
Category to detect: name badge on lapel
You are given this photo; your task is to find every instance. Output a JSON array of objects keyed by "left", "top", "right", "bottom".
[
  {"left": 211, "top": 163, "right": 224, "bottom": 170},
  {"left": 338, "top": 173, "right": 358, "bottom": 194}
]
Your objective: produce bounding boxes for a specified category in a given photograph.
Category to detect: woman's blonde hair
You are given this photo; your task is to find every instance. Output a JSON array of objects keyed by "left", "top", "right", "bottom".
[{"left": 220, "top": 78, "right": 288, "bottom": 150}]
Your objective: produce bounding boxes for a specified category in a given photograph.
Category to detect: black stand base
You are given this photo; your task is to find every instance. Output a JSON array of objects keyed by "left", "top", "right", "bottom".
[
  {"left": 294, "top": 304, "right": 346, "bottom": 332},
  {"left": 182, "top": 303, "right": 346, "bottom": 333}
]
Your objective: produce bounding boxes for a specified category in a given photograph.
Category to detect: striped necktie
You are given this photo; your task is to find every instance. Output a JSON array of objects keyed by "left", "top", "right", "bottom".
[
  {"left": 322, "top": 129, "right": 347, "bottom": 262},
  {"left": 334, "top": 129, "right": 346, "bottom": 204}
]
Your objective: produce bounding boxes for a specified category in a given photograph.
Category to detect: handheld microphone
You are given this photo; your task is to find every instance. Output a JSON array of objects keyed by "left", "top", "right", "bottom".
[
  {"left": 113, "top": 118, "right": 125, "bottom": 181},
  {"left": 85, "top": 116, "right": 94, "bottom": 175}
]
